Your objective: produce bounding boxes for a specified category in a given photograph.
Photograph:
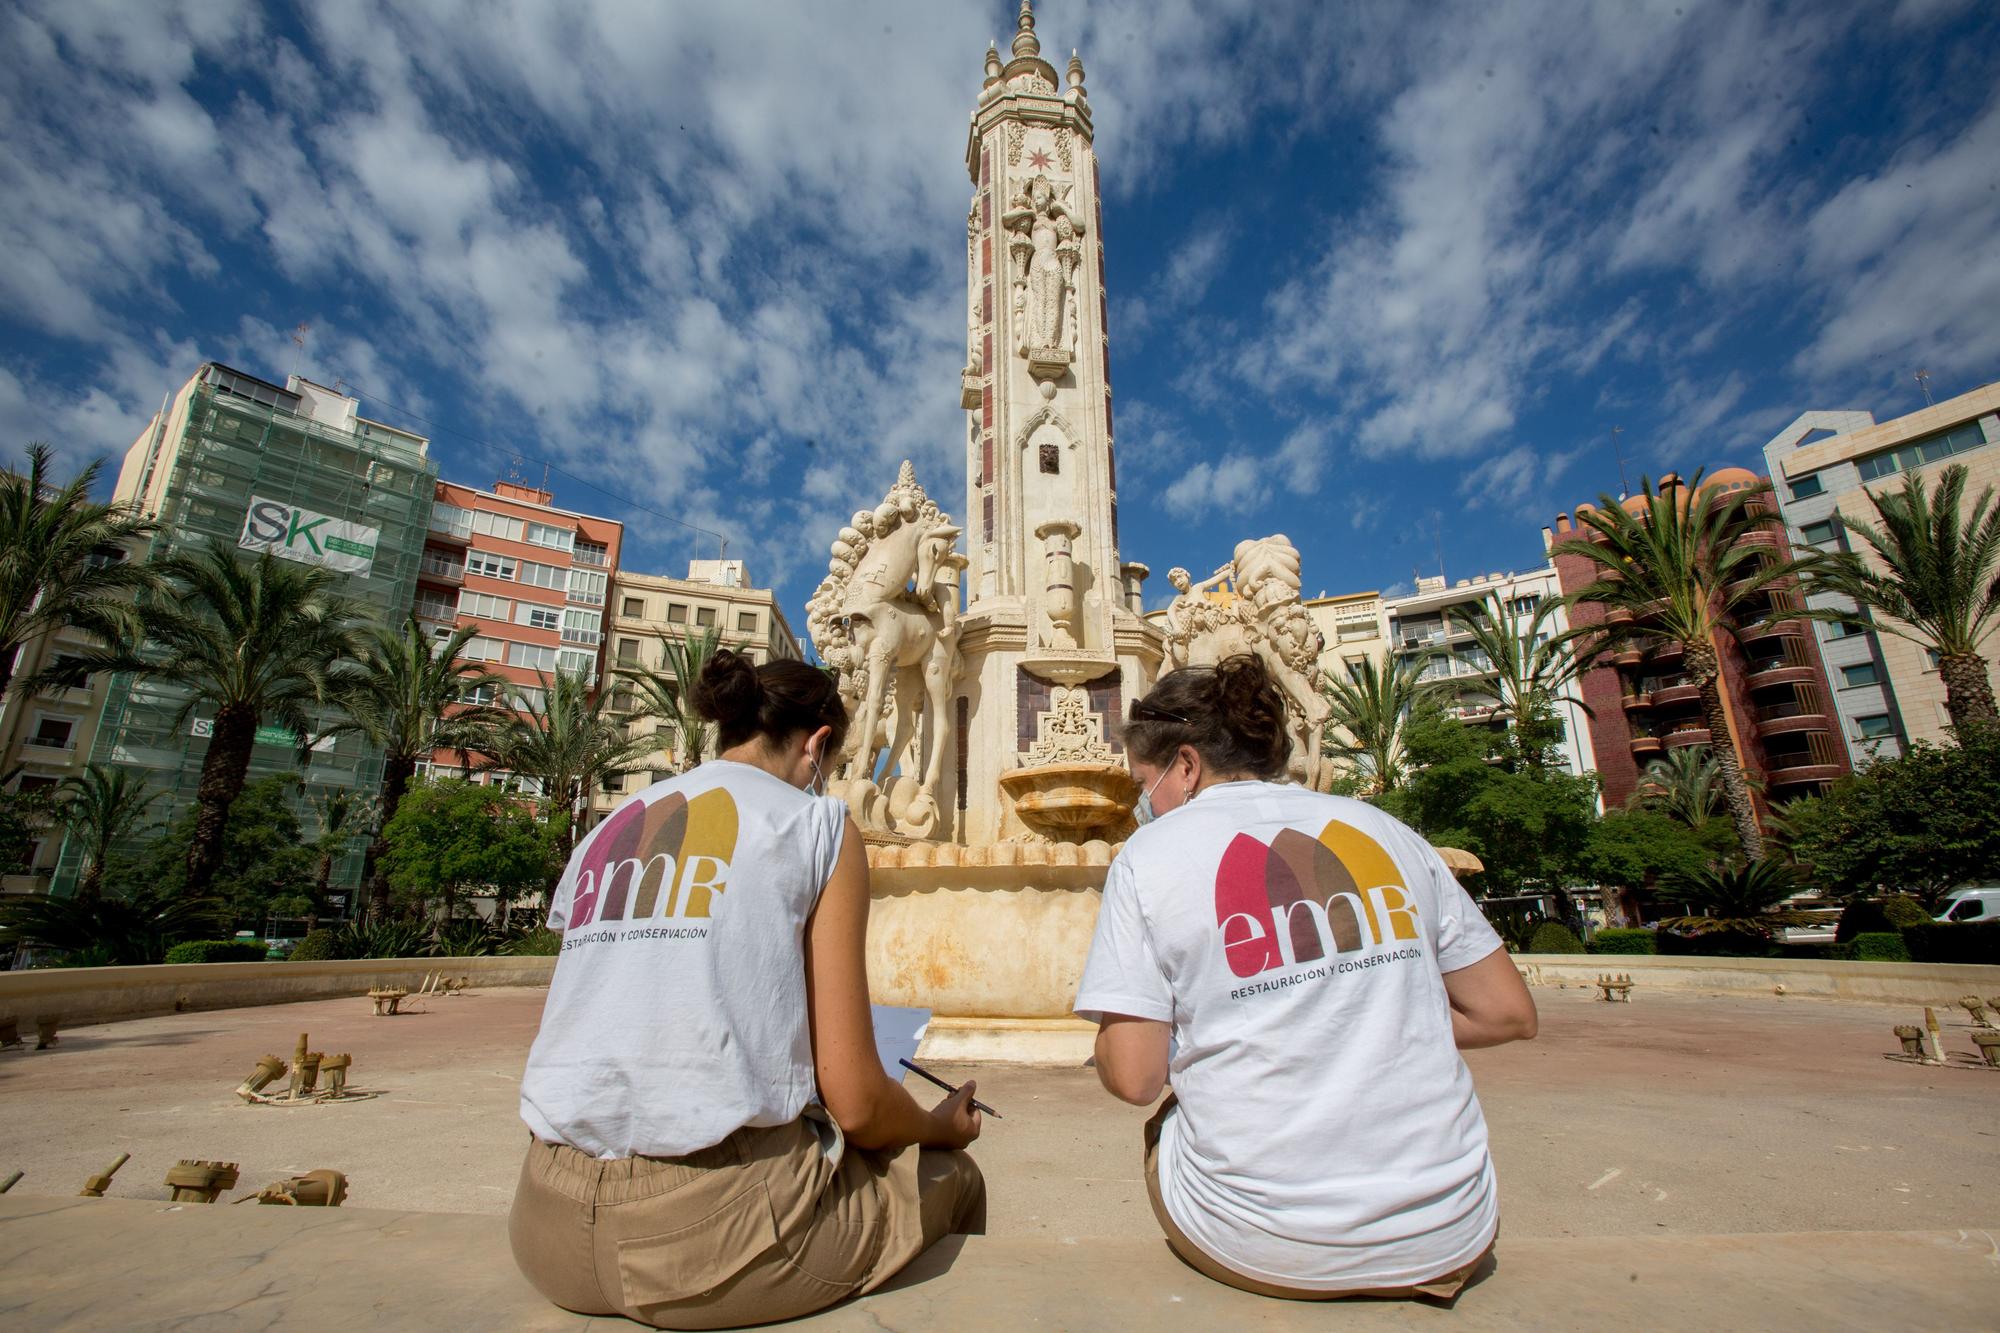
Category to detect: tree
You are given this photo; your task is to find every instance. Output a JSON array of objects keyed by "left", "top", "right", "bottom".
[
  {"left": 1782, "top": 726, "right": 2000, "bottom": 905},
  {"left": 0, "top": 883, "right": 221, "bottom": 966},
  {"left": 1553, "top": 473, "right": 1824, "bottom": 861},
  {"left": 1444, "top": 594, "right": 1594, "bottom": 769},
  {"left": 379, "top": 779, "right": 566, "bottom": 924},
  {"left": 489, "top": 668, "right": 653, "bottom": 859},
  {"left": 616, "top": 624, "right": 724, "bottom": 773},
  {"left": 135, "top": 774, "right": 316, "bottom": 925},
  {"left": 0, "top": 442, "right": 159, "bottom": 699},
  {"left": 42, "top": 545, "right": 364, "bottom": 899},
  {"left": 52, "top": 765, "right": 162, "bottom": 902},
  {"left": 303, "top": 786, "right": 377, "bottom": 932},
  {"left": 331, "top": 617, "right": 511, "bottom": 925},
  {"left": 1653, "top": 859, "right": 1809, "bottom": 942},
  {"left": 1322, "top": 656, "right": 1433, "bottom": 793},
  {"left": 0, "top": 776, "right": 56, "bottom": 882},
  {"left": 1802, "top": 463, "right": 2000, "bottom": 735},
  {"left": 1578, "top": 806, "right": 1729, "bottom": 922},
  {"left": 1631, "top": 748, "right": 1727, "bottom": 832}
]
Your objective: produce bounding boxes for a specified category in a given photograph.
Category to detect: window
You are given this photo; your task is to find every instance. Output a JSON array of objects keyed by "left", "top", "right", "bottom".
[
  {"left": 574, "top": 539, "right": 608, "bottom": 567},
  {"left": 1789, "top": 473, "right": 1824, "bottom": 500},
  {"left": 458, "top": 682, "right": 502, "bottom": 705},
  {"left": 557, "top": 647, "right": 596, "bottom": 677},
  {"left": 602, "top": 773, "right": 624, "bottom": 793},
  {"left": 509, "top": 685, "right": 546, "bottom": 712},
  {"left": 517, "top": 605, "right": 561, "bottom": 632},
  {"left": 459, "top": 590, "right": 510, "bottom": 621},
  {"left": 1039, "top": 443, "right": 1060, "bottom": 474},
  {"left": 567, "top": 568, "right": 607, "bottom": 606},
  {"left": 1926, "top": 647, "right": 1942, "bottom": 670},
  {"left": 610, "top": 690, "right": 638, "bottom": 713},
  {"left": 429, "top": 503, "right": 473, "bottom": 539},
  {"left": 47, "top": 654, "right": 90, "bottom": 692},
  {"left": 696, "top": 606, "right": 717, "bottom": 627},
  {"left": 29, "top": 716, "right": 72, "bottom": 749},
  {"left": 469, "top": 510, "right": 523, "bottom": 541},
  {"left": 525, "top": 521, "right": 574, "bottom": 551},
  {"left": 511, "top": 642, "right": 560, "bottom": 672},
  {"left": 1854, "top": 714, "right": 1894, "bottom": 739},
  {"left": 1857, "top": 421, "right": 1986, "bottom": 481},
  {"left": 667, "top": 602, "right": 688, "bottom": 624},
  {"left": 467, "top": 552, "right": 516, "bottom": 581},
  {"left": 561, "top": 609, "right": 602, "bottom": 644},
  {"left": 1946, "top": 897, "right": 1985, "bottom": 921},
  {"left": 737, "top": 611, "right": 758, "bottom": 633},
  {"left": 461, "top": 636, "right": 504, "bottom": 662},
  {"left": 1840, "top": 662, "right": 1882, "bottom": 688},
  {"left": 1799, "top": 519, "right": 1839, "bottom": 546},
  {"left": 622, "top": 597, "right": 646, "bottom": 617},
  {"left": 519, "top": 560, "right": 568, "bottom": 591},
  {"left": 1824, "top": 618, "right": 1867, "bottom": 639},
  {"left": 86, "top": 544, "right": 128, "bottom": 569},
  {"left": 617, "top": 637, "right": 642, "bottom": 664}
]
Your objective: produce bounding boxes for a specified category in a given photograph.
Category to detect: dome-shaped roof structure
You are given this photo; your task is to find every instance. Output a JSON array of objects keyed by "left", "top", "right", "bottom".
[
  {"left": 1704, "top": 465, "right": 1759, "bottom": 491},
  {"left": 1621, "top": 493, "right": 1651, "bottom": 514}
]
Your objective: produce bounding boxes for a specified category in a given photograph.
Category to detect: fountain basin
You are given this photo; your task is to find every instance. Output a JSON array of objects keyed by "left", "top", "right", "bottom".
[{"left": 995, "top": 762, "right": 1137, "bottom": 844}]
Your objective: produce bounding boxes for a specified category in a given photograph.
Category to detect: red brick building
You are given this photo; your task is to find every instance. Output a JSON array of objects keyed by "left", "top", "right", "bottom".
[
  {"left": 414, "top": 479, "right": 622, "bottom": 794},
  {"left": 1547, "top": 467, "right": 1849, "bottom": 824}
]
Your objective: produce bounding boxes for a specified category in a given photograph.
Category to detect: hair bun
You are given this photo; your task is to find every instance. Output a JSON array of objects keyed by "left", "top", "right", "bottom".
[
  {"left": 1211, "top": 654, "right": 1290, "bottom": 773},
  {"left": 691, "top": 649, "right": 764, "bottom": 728}
]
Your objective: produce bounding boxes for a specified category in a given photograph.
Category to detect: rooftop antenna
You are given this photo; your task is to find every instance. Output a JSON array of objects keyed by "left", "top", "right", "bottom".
[
  {"left": 290, "top": 322, "right": 310, "bottom": 379},
  {"left": 1433, "top": 512, "right": 1445, "bottom": 584},
  {"left": 1914, "top": 368, "right": 1934, "bottom": 407},
  {"left": 1611, "top": 426, "right": 1630, "bottom": 499}
]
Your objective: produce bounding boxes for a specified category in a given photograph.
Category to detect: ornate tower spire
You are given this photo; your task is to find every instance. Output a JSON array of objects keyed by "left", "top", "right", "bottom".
[
  {"left": 1067, "top": 49, "right": 1086, "bottom": 98},
  {"left": 1012, "top": 1, "right": 1040, "bottom": 59}
]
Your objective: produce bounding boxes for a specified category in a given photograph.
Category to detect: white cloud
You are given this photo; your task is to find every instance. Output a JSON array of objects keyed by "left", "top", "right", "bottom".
[{"left": 1163, "top": 454, "right": 1265, "bottom": 518}]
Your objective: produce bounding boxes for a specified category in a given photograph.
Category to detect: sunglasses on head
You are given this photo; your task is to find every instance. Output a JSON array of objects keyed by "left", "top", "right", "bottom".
[{"left": 1127, "top": 698, "right": 1191, "bottom": 725}]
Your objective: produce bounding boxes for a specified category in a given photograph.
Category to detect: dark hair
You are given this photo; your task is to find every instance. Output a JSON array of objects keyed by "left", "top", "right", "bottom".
[
  {"left": 1123, "top": 654, "right": 1290, "bottom": 779},
  {"left": 691, "top": 650, "right": 849, "bottom": 756}
]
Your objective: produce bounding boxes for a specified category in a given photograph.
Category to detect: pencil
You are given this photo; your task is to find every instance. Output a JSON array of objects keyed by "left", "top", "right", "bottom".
[{"left": 899, "top": 1057, "right": 1002, "bottom": 1118}]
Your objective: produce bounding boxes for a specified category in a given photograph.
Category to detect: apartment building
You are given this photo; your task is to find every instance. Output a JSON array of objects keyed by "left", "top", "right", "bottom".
[
  {"left": 66, "top": 363, "right": 439, "bottom": 901},
  {"left": 1303, "top": 591, "right": 1389, "bottom": 684},
  {"left": 1383, "top": 566, "right": 1597, "bottom": 781},
  {"left": 1548, "top": 468, "right": 1850, "bottom": 817},
  {"left": 1763, "top": 381, "right": 2000, "bottom": 760},
  {"left": 593, "top": 560, "right": 801, "bottom": 821},
  {"left": 415, "top": 479, "right": 622, "bottom": 793}
]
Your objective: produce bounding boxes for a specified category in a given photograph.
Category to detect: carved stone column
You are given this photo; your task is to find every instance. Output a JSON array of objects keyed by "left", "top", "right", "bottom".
[{"left": 1036, "top": 519, "right": 1081, "bottom": 648}]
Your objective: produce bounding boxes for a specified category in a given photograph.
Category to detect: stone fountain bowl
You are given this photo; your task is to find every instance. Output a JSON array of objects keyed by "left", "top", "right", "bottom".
[{"left": 995, "top": 761, "right": 1138, "bottom": 843}]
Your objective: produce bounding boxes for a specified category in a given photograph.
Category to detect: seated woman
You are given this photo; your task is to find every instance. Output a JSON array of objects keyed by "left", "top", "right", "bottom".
[
  {"left": 511, "top": 651, "right": 983, "bottom": 1330},
  {"left": 1075, "top": 655, "right": 1535, "bottom": 1301}
]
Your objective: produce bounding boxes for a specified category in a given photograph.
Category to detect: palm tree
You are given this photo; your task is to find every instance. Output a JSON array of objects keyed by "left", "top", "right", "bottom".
[
  {"left": 1553, "top": 472, "right": 1823, "bottom": 861},
  {"left": 615, "top": 625, "right": 723, "bottom": 774},
  {"left": 490, "top": 668, "right": 653, "bottom": 859},
  {"left": 1631, "top": 748, "right": 1726, "bottom": 831},
  {"left": 303, "top": 786, "right": 377, "bottom": 932},
  {"left": 1653, "top": 858, "right": 1812, "bottom": 943},
  {"left": 52, "top": 764, "right": 162, "bottom": 902},
  {"left": 39, "top": 544, "right": 364, "bottom": 899},
  {"left": 331, "top": 617, "right": 512, "bottom": 924},
  {"left": 1444, "top": 595, "right": 1594, "bottom": 767},
  {"left": 1322, "top": 656, "right": 1433, "bottom": 795},
  {"left": 0, "top": 442, "right": 160, "bottom": 698},
  {"left": 0, "top": 882, "right": 220, "bottom": 965},
  {"left": 1802, "top": 463, "right": 2000, "bottom": 735}
]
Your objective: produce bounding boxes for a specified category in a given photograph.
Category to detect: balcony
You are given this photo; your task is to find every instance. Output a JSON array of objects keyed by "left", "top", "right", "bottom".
[
  {"left": 1662, "top": 726, "right": 1712, "bottom": 749},
  {"left": 1621, "top": 691, "right": 1653, "bottom": 712},
  {"left": 1765, "top": 762, "right": 1842, "bottom": 786},
  {"left": 1742, "top": 615, "right": 1805, "bottom": 642},
  {"left": 1745, "top": 662, "right": 1815, "bottom": 689},
  {"left": 1757, "top": 709, "right": 1831, "bottom": 737},
  {"left": 426, "top": 517, "right": 472, "bottom": 546},
  {"left": 418, "top": 554, "right": 465, "bottom": 585},
  {"left": 1604, "top": 608, "right": 1634, "bottom": 625},
  {"left": 1739, "top": 528, "right": 1779, "bottom": 548},
  {"left": 1629, "top": 735, "right": 1664, "bottom": 758},
  {"left": 1612, "top": 648, "right": 1643, "bottom": 667},
  {"left": 1652, "top": 683, "right": 1701, "bottom": 707}
]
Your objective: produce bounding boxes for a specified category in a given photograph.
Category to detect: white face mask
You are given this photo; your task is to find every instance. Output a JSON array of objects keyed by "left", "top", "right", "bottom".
[
  {"left": 1133, "top": 767, "right": 1174, "bottom": 826},
  {"left": 806, "top": 740, "right": 827, "bottom": 796}
]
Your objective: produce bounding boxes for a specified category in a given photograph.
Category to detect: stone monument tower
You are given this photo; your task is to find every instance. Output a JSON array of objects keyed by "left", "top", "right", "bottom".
[{"left": 952, "top": 1, "right": 1164, "bottom": 845}]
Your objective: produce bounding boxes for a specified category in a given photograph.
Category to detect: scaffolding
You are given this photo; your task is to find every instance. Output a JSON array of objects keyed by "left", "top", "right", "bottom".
[{"left": 54, "top": 384, "right": 439, "bottom": 910}]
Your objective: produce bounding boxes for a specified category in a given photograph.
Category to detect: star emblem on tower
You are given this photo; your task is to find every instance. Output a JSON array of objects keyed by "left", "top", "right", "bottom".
[{"left": 1026, "top": 147, "right": 1053, "bottom": 171}]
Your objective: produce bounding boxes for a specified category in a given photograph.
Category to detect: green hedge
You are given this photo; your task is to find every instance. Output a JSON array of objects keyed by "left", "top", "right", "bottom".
[
  {"left": 286, "top": 928, "right": 342, "bottom": 962},
  {"left": 1835, "top": 895, "right": 1929, "bottom": 943},
  {"left": 1587, "top": 928, "right": 1656, "bottom": 955},
  {"left": 1899, "top": 921, "right": 2000, "bottom": 964},
  {"left": 1850, "top": 932, "right": 1910, "bottom": 963},
  {"left": 163, "top": 939, "right": 269, "bottom": 965},
  {"left": 1528, "top": 922, "right": 1584, "bottom": 954},
  {"left": 503, "top": 927, "right": 561, "bottom": 956},
  {"left": 1656, "top": 929, "right": 1775, "bottom": 957}
]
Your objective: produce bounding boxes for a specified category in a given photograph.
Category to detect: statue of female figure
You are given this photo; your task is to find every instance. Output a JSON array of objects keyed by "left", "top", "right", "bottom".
[{"left": 1003, "top": 174, "right": 1084, "bottom": 352}]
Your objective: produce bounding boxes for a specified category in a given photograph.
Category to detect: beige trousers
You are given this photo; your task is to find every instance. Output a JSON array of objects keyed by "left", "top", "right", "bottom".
[
  {"left": 1143, "top": 1097, "right": 1492, "bottom": 1302},
  {"left": 509, "top": 1111, "right": 983, "bottom": 1330}
]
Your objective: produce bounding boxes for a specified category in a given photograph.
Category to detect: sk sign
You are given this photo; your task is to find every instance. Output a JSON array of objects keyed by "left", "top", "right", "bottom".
[{"left": 239, "top": 496, "right": 379, "bottom": 576}]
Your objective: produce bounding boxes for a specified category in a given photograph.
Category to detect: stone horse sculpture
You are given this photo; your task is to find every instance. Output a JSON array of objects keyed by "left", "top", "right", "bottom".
[
  {"left": 1161, "top": 535, "right": 1333, "bottom": 792},
  {"left": 806, "top": 461, "right": 964, "bottom": 839}
]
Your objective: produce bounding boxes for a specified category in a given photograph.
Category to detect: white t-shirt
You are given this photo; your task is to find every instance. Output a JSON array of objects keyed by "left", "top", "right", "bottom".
[
  {"left": 1074, "top": 780, "right": 1505, "bottom": 1292},
  {"left": 520, "top": 760, "right": 847, "bottom": 1159}
]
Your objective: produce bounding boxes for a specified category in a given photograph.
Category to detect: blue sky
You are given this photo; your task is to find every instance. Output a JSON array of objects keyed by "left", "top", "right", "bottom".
[{"left": 3, "top": 0, "right": 1997, "bottom": 627}]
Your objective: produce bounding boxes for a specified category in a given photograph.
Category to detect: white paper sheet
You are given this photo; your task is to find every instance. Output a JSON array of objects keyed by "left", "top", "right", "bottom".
[{"left": 870, "top": 1004, "right": 931, "bottom": 1078}]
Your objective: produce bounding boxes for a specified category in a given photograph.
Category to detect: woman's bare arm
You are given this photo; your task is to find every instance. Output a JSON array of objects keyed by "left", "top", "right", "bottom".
[
  {"left": 805, "top": 815, "right": 981, "bottom": 1151},
  {"left": 1441, "top": 947, "right": 1539, "bottom": 1049}
]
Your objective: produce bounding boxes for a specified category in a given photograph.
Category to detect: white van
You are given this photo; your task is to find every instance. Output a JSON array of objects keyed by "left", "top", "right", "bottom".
[{"left": 1934, "top": 888, "right": 2000, "bottom": 924}]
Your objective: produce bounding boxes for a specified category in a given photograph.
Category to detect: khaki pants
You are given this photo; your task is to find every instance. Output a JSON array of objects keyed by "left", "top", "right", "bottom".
[
  {"left": 1143, "top": 1097, "right": 1491, "bottom": 1302},
  {"left": 510, "top": 1111, "right": 983, "bottom": 1330}
]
